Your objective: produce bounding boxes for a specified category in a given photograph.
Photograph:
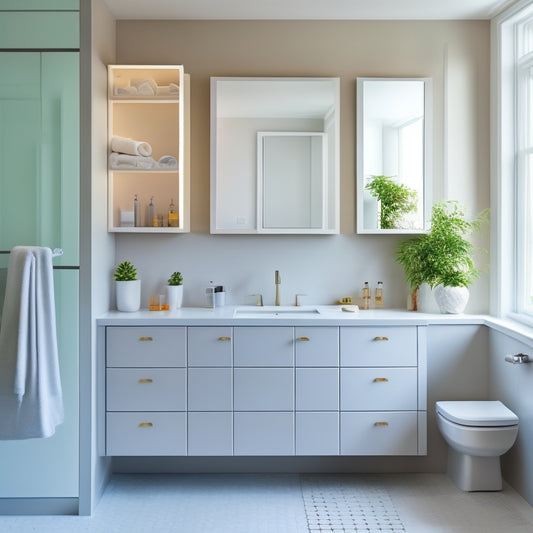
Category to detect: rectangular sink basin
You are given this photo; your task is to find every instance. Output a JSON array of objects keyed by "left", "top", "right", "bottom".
[{"left": 233, "top": 306, "right": 321, "bottom": 318}]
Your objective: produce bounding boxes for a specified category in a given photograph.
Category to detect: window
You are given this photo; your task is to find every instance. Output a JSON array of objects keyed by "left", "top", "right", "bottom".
[{"left": 495, "top": 0, "right": 533, "bottom": 323}]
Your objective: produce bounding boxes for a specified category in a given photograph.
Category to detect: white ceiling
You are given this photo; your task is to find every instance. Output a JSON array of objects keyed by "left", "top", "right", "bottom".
[{"left": 104, "top": 0, "right": 516, "bottom": 21}]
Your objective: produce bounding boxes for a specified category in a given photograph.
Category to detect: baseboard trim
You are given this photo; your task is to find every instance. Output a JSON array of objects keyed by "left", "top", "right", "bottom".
[{"left": 0, "top": 497, "right": 78, "bottom": 515}]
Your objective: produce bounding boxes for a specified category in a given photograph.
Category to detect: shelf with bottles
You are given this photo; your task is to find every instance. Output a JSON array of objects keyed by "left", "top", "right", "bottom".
[{"left": 107, "top": 65, "right": 189, "bottom": 233}]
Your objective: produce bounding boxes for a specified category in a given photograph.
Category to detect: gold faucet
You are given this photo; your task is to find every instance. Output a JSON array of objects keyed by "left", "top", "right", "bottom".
[{"left": 275, "top": 270, "right": 281, "bottom": 306}]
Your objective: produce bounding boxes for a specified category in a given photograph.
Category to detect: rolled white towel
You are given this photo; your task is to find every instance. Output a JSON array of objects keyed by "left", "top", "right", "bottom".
[
  {"left": 130, "top": 78, "right": 157, "bottom": 96},
  {"left": 156, "top": 83, "right": 179, "bottom": 96},
  {"left": 111, "top": 136, "right": 152, "bottom": 157},
  {"left": 158, "top": 155, "right": 178, "bottom": 168},
  {"left": 109, "top": 152, "right": 156, "bottom": 170},
  {"left": 115, "top": 86, "right": 138, "bottom": 96}
]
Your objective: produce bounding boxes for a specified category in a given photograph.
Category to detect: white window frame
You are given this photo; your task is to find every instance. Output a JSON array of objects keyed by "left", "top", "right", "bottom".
[{"left": 492, "top": 0, "right": 533, "bottom": 326}]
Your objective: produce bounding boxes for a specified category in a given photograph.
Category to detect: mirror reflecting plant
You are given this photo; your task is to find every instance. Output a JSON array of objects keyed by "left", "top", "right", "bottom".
[{"left": 365, "top": 175, "right": 418, "bottom": 230}]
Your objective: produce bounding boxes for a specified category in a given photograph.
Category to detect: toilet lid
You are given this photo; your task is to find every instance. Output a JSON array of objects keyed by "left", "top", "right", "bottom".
[{"left": 436, "top": 401, "right": 518, "bottom": 427}]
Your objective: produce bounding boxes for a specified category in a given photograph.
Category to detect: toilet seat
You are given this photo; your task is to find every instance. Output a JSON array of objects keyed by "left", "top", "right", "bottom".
[{"left": 436, "top": 401, "right": 518, "bottom": 427}]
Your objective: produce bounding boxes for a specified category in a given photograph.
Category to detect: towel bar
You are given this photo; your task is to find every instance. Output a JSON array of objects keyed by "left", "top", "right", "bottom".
[{"left": 505, "top": 353, "right": 531, "bottom": 364}]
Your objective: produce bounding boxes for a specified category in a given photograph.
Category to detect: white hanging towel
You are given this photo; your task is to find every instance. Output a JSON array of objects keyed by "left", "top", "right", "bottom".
[{"left": 0, "top": 246, "right": 64, "bottom": 439}]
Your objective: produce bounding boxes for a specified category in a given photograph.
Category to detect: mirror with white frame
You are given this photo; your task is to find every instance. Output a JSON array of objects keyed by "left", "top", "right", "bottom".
[
  {"left": 211, "top": 77, "right": 340, "bottom": 234},
  {"left": 356, "top": 77, "right": 432, "bottom": 233}
]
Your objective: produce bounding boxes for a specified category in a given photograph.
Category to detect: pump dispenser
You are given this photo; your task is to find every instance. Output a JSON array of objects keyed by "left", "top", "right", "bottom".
[
  {"left": 149, "top": 196, "right": 155, "bottom": 227},
  {"left": 133, "top": 194, "right": 140, "bottom": 227}
]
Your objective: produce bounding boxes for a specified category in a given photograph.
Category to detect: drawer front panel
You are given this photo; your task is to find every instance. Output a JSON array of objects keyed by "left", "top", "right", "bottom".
[
  {"left": 234, "top": 327, "right": 294, "bottom": 366},
  {"left": 296, "top": 368, "right": 339, "bottom": 411},
  {"left": 340, "top": 326, "right": 417, "bottom": 367},
  {"left": 234, "top": 368, "right": 294, "bottom": 411},
  {"left": 341, "top": 368, "right": 417, "bottom": 411},
  {"left": 107, "top": 326, "right": 186, "bottom": 367},
  {"left": 106, "top": 368, "right": 186, "bottom": 411},
  {"left": 188, "top": 327, "right": 232, "bottom": 366},
  {"left": 340, "top": 412, "right": 418, "bottom": 455},
  {"left": 296, "top": 412, "right": 339, "bottom": 455},
  {"left": 188, "top": 368, "right": 232, "bottom": 411},
  {"left": 234, "top": 412, "right": 294, "bottom": 455},
  {"left": 295, "top": 327, "right": 339, "bottom": 367},
  {"left": 106, "top": 412, "right": 186, "bottom": 456},
  {"left": 188, "top": 412, "right": 233, "bottom": 456}
]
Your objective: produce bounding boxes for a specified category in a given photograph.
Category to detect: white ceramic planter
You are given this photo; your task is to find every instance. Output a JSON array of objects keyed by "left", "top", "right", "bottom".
[
  {"left": 433, "top": 284, "right": 469, "bottom": 314},
  {"left": 415, "top": 283, "right": 440, "bottom": 313},
  {"left": 166, "top": 284, "right": 183, "bottom": 310},
  {"left": 116, "top": 279, "right": 141, "bottom": 312}
]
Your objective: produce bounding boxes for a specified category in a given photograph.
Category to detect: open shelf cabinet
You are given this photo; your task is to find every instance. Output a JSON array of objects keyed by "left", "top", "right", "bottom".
[{"left": 107, "top": 65, "right": 190, "bottom": 233}]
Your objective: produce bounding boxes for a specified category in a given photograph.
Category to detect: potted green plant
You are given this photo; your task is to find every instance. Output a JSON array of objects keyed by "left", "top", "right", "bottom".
[
  {"left": 396, "top": 201, "right": 488, "bottom": 313},
  {"left": 166, "top": 271, "right": 183, "bottom": 310},
  {"left": 365, "top": 174, "right": 418, "bottom": 230},
  {"left": 114, "top": 261, "right": 140, "bottom": 312}
]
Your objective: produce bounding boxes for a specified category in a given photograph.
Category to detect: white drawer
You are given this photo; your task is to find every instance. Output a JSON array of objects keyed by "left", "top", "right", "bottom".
[
  {"left": 107, "top": 326, "right": 186, "bottom": 367},
  {"left": 188, "top": 368, "right": 232, "bottom": 411},
  {"left": 234, "top": 412, "right": 294, "bottom": 455},
  {"left": 296, "top": 412, "right": 339, "bottom": 455},
  {"left": 234, "top": 368, "right": 294, "bottom": 411},
  {"left": 106, "top": 368, "right": 186, "bottom": 411},
  {"left": 188, "top": 412, "right": 233, "bottom": 456},
  {"left": 340, "top": 411, "right": 418, "bottom": 455},
  {"left": 188, "top": 327, "right": 232, "bottom": 367},
  {"left": 106, "top": 412, "right": 186, "bottom": 456},
  {"left": 340, "top": 326, "right": 417, "bottom": 367},
  {"left": 341, "top": 368, "right": 417, "bottom": 411},
  {"left": 296, "top": 368, "right": 339, "bottom": 411},
  {"left": 295, "top": 327, "right": 339, "bottom": 366},
  {"left": 234, "top": 327, "right": 294, "bottom": 366}
]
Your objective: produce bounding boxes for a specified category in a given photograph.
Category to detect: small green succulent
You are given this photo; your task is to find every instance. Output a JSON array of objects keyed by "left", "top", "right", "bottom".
[
  {"left": 168, "top": 271, "right": 183, "bottom": 286},
  {"left": 114, "top": 261, "right": 137, "bottom": 281}
]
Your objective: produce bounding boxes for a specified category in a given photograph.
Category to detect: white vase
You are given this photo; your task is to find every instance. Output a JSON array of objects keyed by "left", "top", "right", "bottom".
[
  {"left": 116, "top": 279, "right": 141, "bottom": 312},
  {"left": 433, "top": 284, "right": 469, "bottom": 314},
  {"left": 417, "top": 283, "right": 440, "bottom": 313},
  {"left": 166, "top": 284, "right": 183, "bottom": 310}
]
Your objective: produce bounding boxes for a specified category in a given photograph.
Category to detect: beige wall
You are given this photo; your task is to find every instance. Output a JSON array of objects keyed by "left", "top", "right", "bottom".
[{"left": 113, "top": 20, "right": 490, "bottom": 312}]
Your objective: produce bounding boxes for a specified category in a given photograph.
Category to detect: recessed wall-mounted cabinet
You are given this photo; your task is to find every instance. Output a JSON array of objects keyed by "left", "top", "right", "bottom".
[{"left": 107, "top": 65, "right": 190, "bottom": 233}]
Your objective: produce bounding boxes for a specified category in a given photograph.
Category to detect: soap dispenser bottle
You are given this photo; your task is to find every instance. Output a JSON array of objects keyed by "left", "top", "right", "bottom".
[{"left": 375, "top": 281, "right": 384, "bottom": 308}]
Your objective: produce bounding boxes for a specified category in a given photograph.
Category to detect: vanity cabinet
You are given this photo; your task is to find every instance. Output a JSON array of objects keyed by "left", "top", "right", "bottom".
[
  {"left": 102, "top": 324, "right": 426, "bottom": 457},
  {"left": 105, "top": 326, "right": 187, "bottom": 455},
  {"left": 107, "top": 65, "right": 190, "bottom": 233},
  {"left": 340, "top": 326, "right": 424, "bottom": 455},
  {"left": 187, "top": 327, "right": 233, "bottom": 455}
]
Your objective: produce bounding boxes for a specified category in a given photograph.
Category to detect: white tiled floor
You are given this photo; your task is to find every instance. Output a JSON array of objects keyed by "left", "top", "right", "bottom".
[{"left": 1, "top": 473, "right": 533, "bottom": 532}]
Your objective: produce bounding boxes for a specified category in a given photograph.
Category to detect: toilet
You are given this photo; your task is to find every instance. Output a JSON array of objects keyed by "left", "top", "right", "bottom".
[{"left": 436, "top": 400, "right": 519, "bottom": 492}]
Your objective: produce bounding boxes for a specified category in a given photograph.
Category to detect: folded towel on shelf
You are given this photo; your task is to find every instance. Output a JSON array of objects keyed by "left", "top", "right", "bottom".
[
  {"left": 111, "top": 135, "right": 152, "bottom": 157},
  {"left": 109, "top": 152, "right": 157, "bottom": 170},
  {"left": 158, "top": 155, "right": 178, "bottom": 169},
  {"left": 0, "top": 246, "right": 63, "bottom": 439},
  {"left": 130, "top": 78, "right": 157, "bottom": 96},
  {"left": 115, "top": 86, "right": 138, "bottom": 96},
  {"left": 156, "top": 83, "right": 179, "bottom": 96}
]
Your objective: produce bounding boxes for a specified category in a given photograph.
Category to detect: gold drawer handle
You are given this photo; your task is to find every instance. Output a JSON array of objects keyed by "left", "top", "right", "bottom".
[
  {"left": 374, "top": 336, "right": 389, "bottom": 341},
  {"left": 298, "top": 337, "right": 310, "bottom": 341},
  {"left": 374, "top": 422, "right": 389, "bottom": 427},
  {"left": 138, "top": 378, "right": 153, "bottom": 384},
  {"left": 139, "top": 336, "right": 153, "bottom": 342},
  {"left": 373, "top": 377, "right": 389, "bottom": 383},
  {"left": 218, "top": 336, "right": 231, "bottom": 341},
  {"left": 138, "top": 422, "right": 153, "bottom": 428}
]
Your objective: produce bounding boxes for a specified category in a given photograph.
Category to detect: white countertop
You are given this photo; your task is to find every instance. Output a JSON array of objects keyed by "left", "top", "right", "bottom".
[{"left": 97, "top": 305, "right": 489, "bottom": 327}]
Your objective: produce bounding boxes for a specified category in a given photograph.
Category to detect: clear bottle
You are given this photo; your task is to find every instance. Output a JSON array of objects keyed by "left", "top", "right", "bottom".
[
  {"left": 133, "top": 194, "right": 141, "bottom": 227},
  {"left": 375, "top": 281, "right": 384, "bottom": 308},
  {"left": 149, "top": 196, "right": 156, "bottom": 227},
  {"left": 168, "top": 198, "right": 179, "bottom": 227},
  {"left": 362, "top": 281, "right": 370, "bottom": 310}
]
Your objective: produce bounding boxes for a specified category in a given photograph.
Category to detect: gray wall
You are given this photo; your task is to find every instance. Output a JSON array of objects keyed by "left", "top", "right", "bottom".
[{"left": 110, "top": 20, "right": 491, "bottom": 313}]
